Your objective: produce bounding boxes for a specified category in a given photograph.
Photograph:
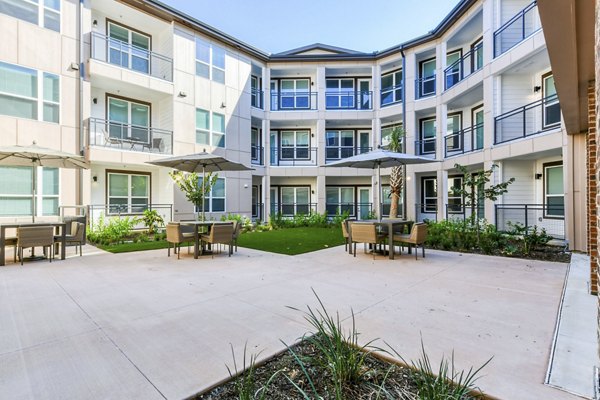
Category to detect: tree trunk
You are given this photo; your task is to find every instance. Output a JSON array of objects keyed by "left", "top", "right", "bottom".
[{"left": 389, "top": 193, "right": 400, "bottom": 218}]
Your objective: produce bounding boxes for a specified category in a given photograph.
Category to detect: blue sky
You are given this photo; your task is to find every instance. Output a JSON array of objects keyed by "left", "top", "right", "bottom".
[{"left": 162, "top": 0, "right": 461, "bottom": 54}]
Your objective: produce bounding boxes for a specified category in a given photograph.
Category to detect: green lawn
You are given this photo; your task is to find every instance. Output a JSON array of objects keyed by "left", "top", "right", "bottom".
[
  {"left": 237, "top": 226, "right": 345, "bottom": 255},
  {"left": 96, "top": 240, "right": 170, "bottom": 253}
]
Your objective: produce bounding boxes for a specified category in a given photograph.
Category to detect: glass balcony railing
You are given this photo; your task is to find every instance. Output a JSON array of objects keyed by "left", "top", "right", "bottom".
[{"left": 88, "top": 117, "right": 173, "bottom": 154}]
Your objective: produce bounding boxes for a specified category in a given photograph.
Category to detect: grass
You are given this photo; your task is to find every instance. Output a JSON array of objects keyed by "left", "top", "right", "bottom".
[
  {"left": 237, "top": 226, "right": 345, "bottom": 255},
  {"left": 95, "top": 240, "right": 170, "bottom": 253}
]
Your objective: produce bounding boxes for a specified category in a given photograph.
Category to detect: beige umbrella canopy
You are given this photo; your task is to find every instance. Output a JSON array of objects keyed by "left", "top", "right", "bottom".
[{"left": 0, "top": 142, "right": 89, "bottom": 221}]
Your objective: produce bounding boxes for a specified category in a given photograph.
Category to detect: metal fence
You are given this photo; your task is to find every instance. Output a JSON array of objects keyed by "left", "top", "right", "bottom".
[
  {"left": 325, "top": 202, "right": 373, "bottom": 219},
  {"left": 495, "top": 204, "right": 565, "bottom": 239},
  {"left": 270, "top": 203, "right": 318, "bottom": 217}
]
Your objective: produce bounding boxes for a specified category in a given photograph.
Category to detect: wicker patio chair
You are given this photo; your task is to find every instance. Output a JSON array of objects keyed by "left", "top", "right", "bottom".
[{"left": 392, "top": 222, "right": 428, "bottom": 260}]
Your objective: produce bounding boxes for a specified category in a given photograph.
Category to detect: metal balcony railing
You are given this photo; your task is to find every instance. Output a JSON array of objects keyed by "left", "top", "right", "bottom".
[
  {"left": 90, "top": 32, "right": 173, "bottom": 82},
  {"left": 325, "top": 146, "right": 372, "bottom": 162},
  {"left": 269, "top": 147, "right": 318, "bottom": 166},
  {"left": 380, "top": 84, "right": 403, "bottom": 107},
  {"left": 493, "top": 1, "right": 541, "bottom": 57},
  {"left": 251, "top": 88, "right": 264, "bottom": 109},
  {"left": 415, "top": 138, "right": 437, "bottom": 156},
  {"left": 325, "top": 91, "right": 373, "bottom": 110},
  {"left": 270, "top": 91, "right": 317, "bottom": 111},
  {"left": 444, "top": 43, "right": 483, "bottom": 90},
  {"left": 325, "top": 202, "right": 373, "bottom": 219},
  {"left": 270, "top": 203, "right": 318, "bottom": 217},
  {"left": 415, "top": 203, "right": 438, "bottom": 222},
  {"left": 88, "top": 203, "right": 173, "bottom": 231},
  {"left": 495, "top": 204, "right": 565, "bottom": 239},
  {"left": 415, "top": 74, "right": 436, "bottom": 99},
  {"left": 444, "top": 123, "right": 484, "bottom": 158},
  {"left": 445, "top": 203, "right": 484, "bottom": 221},
  {"left": 494, "top": 94, "right": 560, "bottom": 145},
  {"left": 251, "top": 145, "right": 264, "bottom": 165},
  {"left": 378, "top": 203, "right": 405, "bottom": 219},
  {"left": 88, "top": 117, "right": 173, "bottom": 154}
]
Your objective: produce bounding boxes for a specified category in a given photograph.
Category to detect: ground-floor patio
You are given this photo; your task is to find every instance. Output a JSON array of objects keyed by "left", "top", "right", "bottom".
[{"left": 0, "top": 245, "right": 595, "bottom": 399}]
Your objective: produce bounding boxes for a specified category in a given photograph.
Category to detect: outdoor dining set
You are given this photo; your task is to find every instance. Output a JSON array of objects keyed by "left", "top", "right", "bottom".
[
  {"left": 341, "top": 218, "right": 428, "bottom": 260},
  {"left": 165, "top": 220, "right": 242, "bottom": 259}
]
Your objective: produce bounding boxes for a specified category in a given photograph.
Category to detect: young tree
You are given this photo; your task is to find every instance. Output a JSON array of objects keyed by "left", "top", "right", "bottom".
[
  {"left": 387, "top": 126, "right": 405, "bottom": 218},
  {"left": 169, "top": 170, "right": 218, "bottom": 221}
]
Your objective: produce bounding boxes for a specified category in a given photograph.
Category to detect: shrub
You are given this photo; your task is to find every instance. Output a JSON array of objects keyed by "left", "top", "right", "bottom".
[
  {"left": 138, "top": 209, "right": 164, "bottom": 235},
  {"left": 87, "top": 213, "right": 137, "bottom": 245}
]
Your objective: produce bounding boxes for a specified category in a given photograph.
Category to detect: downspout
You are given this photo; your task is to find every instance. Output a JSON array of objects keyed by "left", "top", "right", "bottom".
[
  {"left": 400, "top": 46, "right": 407, "bottom": 219},
  {"left": 78, "top": 0, "right": 85, "bottom": 216}
]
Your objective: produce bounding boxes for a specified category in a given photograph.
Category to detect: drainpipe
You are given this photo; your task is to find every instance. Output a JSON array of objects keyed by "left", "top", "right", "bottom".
[
  {"left": 400, "top": 46, "right": 407, "bottom": 219},
  {"left": 78, "top": 0, "right": 85, "bottom": 217}
]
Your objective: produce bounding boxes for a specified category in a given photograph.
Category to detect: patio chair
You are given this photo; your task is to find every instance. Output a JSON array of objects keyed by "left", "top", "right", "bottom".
[
  {"left": 349, "top": 222, "right": 387, "bottom": 260},
  {"left": 166, "top": 222, "right": 195, "bottom": 259},
  {"left": 200, "top": 223, "right": 234, "bottom": 258},
  {"left": 341, "top": 218, "right": 355, "bottom": 252},
  {"left": 4, "top": 234, "right": 18, "bottom": 263},
  {"left": 231, "top": 220, "right": 242, "bottom": 252},
  {"left": 392, "top": 222, "right": 428, "bottom": 260},
  {"left": 16, "top": 226, "right": 55, "bottom": 265},
  {"left": 55, "top": 221, "right": 85, "bottom": 256}
]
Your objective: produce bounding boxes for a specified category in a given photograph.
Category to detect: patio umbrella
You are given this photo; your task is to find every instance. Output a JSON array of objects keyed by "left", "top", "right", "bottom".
[
  {"left": 325, "top": 149, "right": 438, "bottom": 219},
  {"left": 147, "top": 152, "right": 253, "bottom": 221},
  {"left": 0, "top": 141, "right": 89, "bottom": 222}
]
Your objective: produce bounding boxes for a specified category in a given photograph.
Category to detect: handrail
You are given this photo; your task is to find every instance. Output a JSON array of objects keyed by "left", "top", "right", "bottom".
[
  {"left": 269, "top": 147, "right": 318, "bottom": 166},
  {"left": 325, "top": 90, "right": 373, "bottom": 110},
  {"left": 88, "top": 117, "right": 173, "bottom": 154},
  {"left": 493, "top": 1, "right": 540, "bottom": 57},
  {"left": 495, "top": 203, "right": 565, "bottom": 239},
  {"left": 270, "top": 91, "right": 317, "bottom": 111},
  {"left": 415, "top": 138, "right": 437, "bottom": 156},
  {"left": 325, "top": 146, "right": 372, "bottom": 161},
  {"left": 444, "top": 123, "right": 484, "bottom": 157},
  {"left": 444, "top": 43, "right": 483, "bottom": 90}
]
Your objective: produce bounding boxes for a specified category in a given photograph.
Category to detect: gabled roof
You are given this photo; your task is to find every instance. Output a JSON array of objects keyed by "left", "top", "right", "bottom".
[{"left": 273, "top": 43, "right": 368, "bottom": 57}]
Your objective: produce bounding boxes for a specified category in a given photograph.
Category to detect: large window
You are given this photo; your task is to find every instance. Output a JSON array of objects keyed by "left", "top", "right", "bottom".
[
  {"left": 108, "top": 22, "right": 150, "bottom": 74},
  {"left": 421, "top": 177, "right": 437, "bottom": 213},
  {"left": 280, "top": 130, "right": 309, "bottom": 160},
  {"left": 542, "top": 73, "right": 560, "bottom": 128},
  {"left": 0, "top": 61, "right": 59, "bottom": 123},
  {"left": 0, "top": 0, "right": 60, "bottom": 32},
  {"left": 0, "top": 166, "right": 58, "bottom": 216},
  {"left": 445, "top": 112, "right": 462, "bottom": 152},
  {"left": 419, "top": 117, "right": 436, "bottom": 155},
  {"left": 195, "top": 38, "right": 225, "bottom": 84},
  {"left": 195, "top": 108, "right": 226, "bottom": 148},
  {"left": 201, "top": 177, "right": 225, "bottom": 213},
  {"left": 107, "top": 172, "right": 149, "bottom": 214},
  {"left": 381, "top": 123, "right": 403, "bottom": 149},
  {"left": 107, "top": 96, "right": 150, "bottom": 142},
  {"left": 280, "top": 186, "right": 310, "bottom": 215},
  {"left": 279, "top": 79, "right": 310, "bottom": 109},
  {"left": 445, "top": 50, "right": 462, "bottom": 89},
  {"left": 326, "top": 187, "right": 354, "bottom": 216},
  {"left": 326, "top": 78, "right": 354, "bottom": 108},
  {"left": 381, "top": 70, "right": 402, "bottom": 106},
  {"left": 544, "top": 163, "right": 564, "bottom": 217},
  {"left": 419, "top": 58, "right": 436, "bottom": 97},
  {"left": 447, "top": 176, "right": 463, "bottom": 213}
]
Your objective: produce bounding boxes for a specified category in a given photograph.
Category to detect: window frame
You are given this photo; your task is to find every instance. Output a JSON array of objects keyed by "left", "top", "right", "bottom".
[
  {"left": 325, "top": 186, "right": 355, "bottom": 216},
  {"left": 105, "top": 94, "right": 151, "bottom": 142},
  {"left": 447, "top": 175, "right": 464, "bottom": 214},
  {"left": 200, "top": 177, "right": 226, "bottom": 213},
  {"left": 419, "top": 58, "right": 436, "bottom": 97},
  {"left": 470, "top": 37, "right": 484, "bottom": 73},
  {"left": 278, "top": 185, "right": 311, "bottom": 216},
  {"left": 445, "top": 49, "right": 463, "bottom": 89},
  {"left": 106, "top": 20, "right": 152, "bottom": 75},
  {"left": 195, "top": 107, "right": 226, "bottom": 148},
  {"left": 445, "top": 111, "right": 463, "bottom": 152},
  {"left": 195, "top": 37, "right": 226, "bottom": 84},
  {"left": 279, "top": 129, "right": 310, "bottom": 160},
  {"left": 543, "top": 161, "right": 564, "bottom": 219},
  {"left": 381, "top": 69, "right": 403, "bottom": 106},
  {"left": 325, "top": 78, "right": 355, "bottom": 109},
  {"left": 275, "top": 78, "right": 311, "bottom": 110},
  {"left": 420, "top": 176, "right": 437, "bottom": 213},
  {"left": 381, "top": 123, "right": 404, "bottom": 149},
  {"left": 0, "top": 0, "right": 61, "bottom": 32},
  {"left": 105, "top": 170, "right": 151, "bottom": 215},
  {"left": 419, "top": 117, "right": 437, "bottom": 155},
  {"left": 541, "top": 71, "right": 560, "bottom": 129},
  {"left": 0, "top": 166, "right": 59, "bottom": 217}
]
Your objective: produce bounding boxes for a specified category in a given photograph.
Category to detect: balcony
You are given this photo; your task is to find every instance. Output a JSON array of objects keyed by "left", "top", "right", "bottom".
[
  {"left": 415, "top": 138, "right": 436, "bottom": 156},
  {"left": 251, "top": 89, "right": 264, "bottom": 109},
  {"left": 494, "top": 94, "right": 560, "bottom": 145},
  {"left": 251, "top": 145, "right": 264, "bottom": 166},
  {"left": 325, "top": 146, "right": 372, "bottom": 163},
  {"left": 415, "top": 74, "right": 436, "bottom": 99},
  {"left": 380, "top": 84, "right": 403, "bottom": 107},
  {"left": 90, "top": 32, "right": 173, "bottom": 82},
  {"left": 269, "top": 147, "right": 318, "bottom": 166},
  {"left": 444, "top": 44, "right": 483, "bottom": 90},
  {"left": 493, "top": 1, "right": 541, "bottom": 58},
  {"left": 444, "top": 123, "right": 484, "bottom": 157},
  {"left": 325, "top": 202, "right": 373, "bottom": 219},
  {"left": 270, "top": 203, "right": 318, "bottom": 217},
  {"left": 88, "top": 117, "right": 173, "bottom": 154},
  {"left": 325, "top": 91, "right": 373, "bottom": 110},
  {"left": 495, "top": 203, "right": 565, "bottom": 239},
  {"left": 270, "top": 91, "right": 317, "bottom": 111}
]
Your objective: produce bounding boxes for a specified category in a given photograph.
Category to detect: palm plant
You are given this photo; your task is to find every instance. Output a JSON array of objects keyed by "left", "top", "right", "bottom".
[{"left": 387, "top": 126, "right": 406, "bottom": 218}]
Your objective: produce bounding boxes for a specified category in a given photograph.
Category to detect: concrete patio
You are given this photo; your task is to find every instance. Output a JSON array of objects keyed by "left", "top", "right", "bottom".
[{"left": 0, "top": 245, "right": 595, "bottom": 400}]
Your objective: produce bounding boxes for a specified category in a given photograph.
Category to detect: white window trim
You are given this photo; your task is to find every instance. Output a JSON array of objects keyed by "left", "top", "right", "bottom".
[
  {"left": 422, "top": 177, "right": 437, "bottom": 213},
  {"left": 0, "top": 0, "right": 61, "bottom": 32},
  {"left": 197, "top": 177, "right": 226, "bottom": 213},
  {"left": 544, "top": 164, "right": 564, "bottom": 218},
  {"left": 0, "top": 166, "right": 59, "bottom": 217},
  {"left": 107, "top": 172, "right": 150, "bottom": 214},
  {"left": 381, "top": 70, "right": 402, "bottom": 105},
  {"left": 195, "top": 38, "right": 226, "bottom": 84},
  {"left": 195, "top": 108, "right": 226, "bottom": 148}
]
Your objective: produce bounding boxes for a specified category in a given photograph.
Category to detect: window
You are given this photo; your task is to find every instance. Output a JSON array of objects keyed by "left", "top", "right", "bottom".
[
  {"left": 280, "top": 186, "right": 310, "bottom": 216},
  {"left": 251, "top": 75, "right": 262, "bottom": 108},
  {"left": 107, "top": 96, "right": 150, "bottom": 142},
  {"left": 201, "top": 177, "right": 225, "bottom": 213},
  {"left": 326, "top": 130, "right": 354, "bottom": 160},
  {"left": 381, "top": 185, "right": 392, "bottom": 217},
  {"left": 0, "top": 166, "right": 58, "bottom": 216},
  {"left": 447, "top": 176, "right": 463, "bottom": 213},
  {"left": 195, "top": 38, "right": 225, "bottom": 84},
  {"left": 326, "top": 78, "right": 354, "bottom": 108},
  {"left": 381, "top": 70, "right": 402, "bottom": 106},
  {"left": 280, "top": 130, "right": 309, "bottom": 159},
  {"left": 381, "top": 123, "right": 404, "bottom": 149},
  {"left": 326, "top": 187, "right": 354, "bottom": 216},
  {"left": 421, "top": 177, "right": 437, "bottom": 213},
  {"left": 445, "top": 50, "right": 462, "bottom": 89},
  {"left": 279, "top": 79, "right": 310, "bottom": 109},
  {"left": 251, "top": 127, "right": 261, "bottom": 163},
  {"left": 419, "top": 58, "right": 436, "bottom": 97},
  {"left": 108, "top": 22, "right": 150, "bottom": 74},
  {"left": 195, "top": 108, "right": 226, "bottom": 148},
  {"left": 471, "top": 38, "right": 483, "bottom": 72},
  {"left": 107, "top": 172, "right": 149, "bottom": 214},
  {"left": 0, "top": 61, "right": 59, "bottom": 123},
  {"left": 445, "top": 112, "right": 462, "bottom": 152},
  {"left": 0, "top": 0, "right": 60, "bottom": 32},
  {"left": 542, "top": 73, "right": 560, "bottom": 128},
  {"left": 544, "top": 163, "right": 564, "bottom": 217},
  {"left": 472, "top": 105, "right": 484, "bottom": 150},
  {"left": 419, "top": 117, "right": 436, "bottom": 155}
]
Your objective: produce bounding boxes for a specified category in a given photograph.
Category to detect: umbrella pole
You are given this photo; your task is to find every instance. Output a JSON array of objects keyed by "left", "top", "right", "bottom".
[
  {"left": 32, "top": 166, "right": 36, "bottom": 223},
  {"left": 377, "top": 163, "right": 382, "bottom": 222},
  {"left": 201, "top": 166, "right": 205, "bottom": 222}
]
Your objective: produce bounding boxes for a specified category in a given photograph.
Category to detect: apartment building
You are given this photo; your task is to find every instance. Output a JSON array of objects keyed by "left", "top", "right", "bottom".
[{"left": 0, "top": 0, "right": 587, "bottom": 251}]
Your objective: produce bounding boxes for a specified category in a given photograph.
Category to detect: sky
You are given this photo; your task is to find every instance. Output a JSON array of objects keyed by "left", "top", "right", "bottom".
[{"left": 161, "top": 0, "right": 461, "bottom": 54}]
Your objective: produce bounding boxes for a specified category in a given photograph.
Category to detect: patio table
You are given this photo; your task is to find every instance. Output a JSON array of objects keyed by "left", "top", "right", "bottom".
[
  {"left": 179, "top": 220, "right": 232, "bottom": 259},
  {"left": 0, "top": 222, "right": 66, "bottom": 266},
  {"left": 349, "top": 219, "right": 413, "bottom": 260}
]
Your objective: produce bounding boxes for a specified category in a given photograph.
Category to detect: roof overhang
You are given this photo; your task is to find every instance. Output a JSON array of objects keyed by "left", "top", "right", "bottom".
[{"left": 537, "top": 0, "right": 596, "bottom": 135}]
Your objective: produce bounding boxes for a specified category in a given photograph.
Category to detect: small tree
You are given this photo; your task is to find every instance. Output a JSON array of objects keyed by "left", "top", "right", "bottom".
[
  {"left": 452, "top": 163, "right": 515, "bottom": 244},
  {"left": 169, "top": 170, "right": 218, "bottom": 220},
  {"left": 387, "top": 126, "right": 406, "bottom": 218}
]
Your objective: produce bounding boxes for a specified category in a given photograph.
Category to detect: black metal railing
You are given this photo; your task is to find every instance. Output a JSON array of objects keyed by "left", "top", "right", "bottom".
[
  {"left": 90, "top": 32, "right": 173, "bottom": 82},
  {"left": 378, "top": 203, "right": 404, "bottom": 219},
  {"left": 494, "top": 94, "right": 560, "bottom": 145},
  {"left": 415, "top": 138, "right": 437, "bottom": 156},
  {"left": 269, "top": 147, "right": 318, "bottom": 166},
  {"left": 88, "top": 203, "right": 173, "bottom": 231},
  {"left": 325, "top": 91, "right": 373, "bottom": 110},
  {"left": 493, "top": 1, "right": 540, "bottom": 57},
  {"left": 251, "top": 145, "right": 264, "bottom": 165},
  {"left": 88, "top": 117, "right": 173, "bottom": 154},
  {"left": 381, "top": 84, "right": 403, "bottom": 107},
  {"left": 444, "top": 123, "right": 484, "bottom": 158},
  {"left": 270, "top": 203, "right": 318, "bottom": 217},
  {"left": 445, "top": 203, "right": 485, "bottom": 221},
  {"left": 270, "top": 91, "right": 318, "bottom": 111},
  {"left": 495, "top": 204, "right": 565, "bottom": 239},
  {"left": 325, "top": 202, "right": 373, "bottom": 219},
  {"left": 444, "top": 44, "right": 483, "bottom": 90},
  {"left": 325, "top": 146, "right": 372, "bottom": 162},
  {"left": 251, "top": 88, "right": 264, "bottom": 109},
  {"left": 415, "top": 203, "right": 438, "bottom": 223},
  {"left": 252, "top": 202, "right": 264, "bottom": 221},
  {"left": 415, "top": 74, "right": 436, "bottom": 99}
]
